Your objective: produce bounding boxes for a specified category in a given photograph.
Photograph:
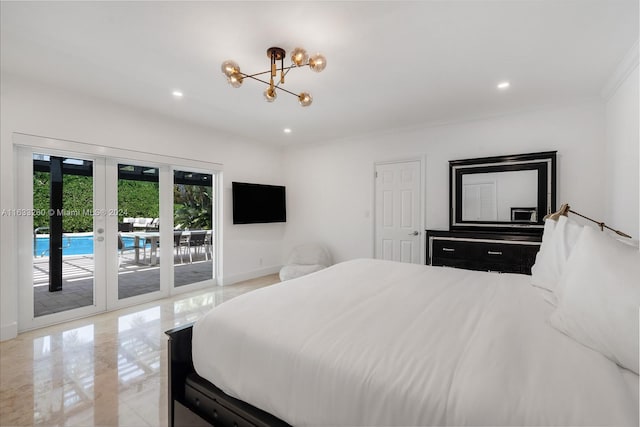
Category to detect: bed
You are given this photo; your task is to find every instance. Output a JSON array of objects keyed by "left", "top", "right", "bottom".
[{"left": 167, "top": 244, "right": 639, "bottom": 426}]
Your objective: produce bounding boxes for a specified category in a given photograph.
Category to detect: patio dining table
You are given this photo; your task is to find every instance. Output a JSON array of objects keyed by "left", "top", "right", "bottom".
[
  {"left": 121, "top": 231, "right": 160, "bottom": 266},
  {"left": 121, "top": 230, "right": 210, "bottom": 266}
]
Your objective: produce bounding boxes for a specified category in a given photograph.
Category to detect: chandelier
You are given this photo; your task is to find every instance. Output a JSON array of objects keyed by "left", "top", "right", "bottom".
[{"left": 221, "top": 46, "right": 326, "bottom": 107}]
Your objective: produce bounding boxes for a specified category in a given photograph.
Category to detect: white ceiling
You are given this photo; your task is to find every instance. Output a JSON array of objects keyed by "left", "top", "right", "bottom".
[{"left": 1, "top": 1, "right": 638, "bottom": 147}]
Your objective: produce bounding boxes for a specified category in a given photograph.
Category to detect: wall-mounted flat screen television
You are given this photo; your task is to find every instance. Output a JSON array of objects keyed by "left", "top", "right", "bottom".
[{"left": 232, "top": 182, "right": 286, "bottom": 224}]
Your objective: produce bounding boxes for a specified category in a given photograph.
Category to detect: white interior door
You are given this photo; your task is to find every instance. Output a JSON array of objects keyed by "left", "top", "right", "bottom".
[{"left": 374, "top": 160, "right": 422, "bottom": 263}]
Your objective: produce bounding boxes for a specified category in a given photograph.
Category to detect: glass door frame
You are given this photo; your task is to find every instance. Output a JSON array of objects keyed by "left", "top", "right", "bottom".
[
  {"left": 14, "top": 133, "right": 223, "bottom": 332},
  {"left": 16, "top": 146, "right": 108, "bottom": 331},
  {"left": 170, "top": 165, "right": 219, "bottom": 294},
  {"left": 105, "top": 158, "right": 170, "bottom": 310}
]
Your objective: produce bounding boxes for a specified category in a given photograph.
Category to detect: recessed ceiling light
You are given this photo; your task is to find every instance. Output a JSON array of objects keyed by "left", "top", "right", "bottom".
[
  {"left": 172, "top": 90, "right": 184, "bottom": 98},
  {"left": 497, "top": 81, "right": 510, "bottom": 90},
  {"left": 283, "top": 128, "right": 292, "bottom": 134}
]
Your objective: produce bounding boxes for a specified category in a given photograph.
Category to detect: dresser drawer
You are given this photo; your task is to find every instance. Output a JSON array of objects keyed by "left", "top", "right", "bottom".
[
  {"left": 431, "top": 240, "right": 470, "bottom": 259},
  {"left": 473, "top": 242, "right": 521, "bottom": 264},
  {"left": 428, "top": 233, "right": 541, "bottom": 275}
]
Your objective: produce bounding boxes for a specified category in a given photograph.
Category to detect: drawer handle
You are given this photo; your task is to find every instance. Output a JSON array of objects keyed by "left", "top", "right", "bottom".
[
  {"left": 487, "top": 251, "right": 503, "bottom": 255},
  {"left": 442, "top": 248, "right": 455, "bottom": 252}
]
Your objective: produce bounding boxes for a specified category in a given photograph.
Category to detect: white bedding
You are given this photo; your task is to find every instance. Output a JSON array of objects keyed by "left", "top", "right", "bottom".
[{"left": 193, "top": 259, "right": 638, "bottom": 426}]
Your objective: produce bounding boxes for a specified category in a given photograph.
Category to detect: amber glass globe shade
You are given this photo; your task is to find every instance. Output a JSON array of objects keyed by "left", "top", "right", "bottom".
[
  {"left": 221, "top": 60, "right": 240, "bottom": 77},
  {"left": 264, "top": 87, "right": 277, "bottom": 102},
  {"left": 298, "top": 92, "right": 313, "bottom": 107},
  {"left": 290, "top": 47, "right": 308, "bottom": 67},
  {"left": 309, "top": 54, "right": 326, "bottom": 72},
  {"left": 227, "top": 72, "right": 243, "bottom": 88}
]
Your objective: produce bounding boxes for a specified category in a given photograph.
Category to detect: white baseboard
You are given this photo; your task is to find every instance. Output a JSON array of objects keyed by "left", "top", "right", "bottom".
[
  {"left": 222, "top": 265, "right": 281, "bottom": 286},
  {"left": 0, "top": 322, "right": 18, "bottom": 342}
]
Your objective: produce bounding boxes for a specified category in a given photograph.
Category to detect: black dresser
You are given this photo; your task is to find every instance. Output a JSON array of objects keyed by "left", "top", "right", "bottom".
[{"left": 426, "top": 230, "right": 541, "bottom": 275}]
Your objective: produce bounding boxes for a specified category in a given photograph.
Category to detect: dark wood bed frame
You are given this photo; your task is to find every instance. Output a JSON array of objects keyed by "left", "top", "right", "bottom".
[{"left": 166, "top": 323, "right": 291, "bottom": 427}]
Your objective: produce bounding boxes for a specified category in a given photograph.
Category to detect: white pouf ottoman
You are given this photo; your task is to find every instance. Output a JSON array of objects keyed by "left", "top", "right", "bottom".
[{"left": 279, "top": 243, "right": 332, "bottom": 281}]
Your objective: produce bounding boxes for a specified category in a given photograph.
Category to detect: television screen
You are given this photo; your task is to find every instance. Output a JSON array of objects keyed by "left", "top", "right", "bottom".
[{"left": 232, "top": 182, "right": 286, "bottom": 224}]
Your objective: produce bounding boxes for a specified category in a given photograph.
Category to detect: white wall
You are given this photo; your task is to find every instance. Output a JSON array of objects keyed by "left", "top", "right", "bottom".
[
  {"left": 0, "top": 73, "right": 285, "bottom": 340},
  {"left": 604, "top": 62, "right": 639, "bottom": 240},
  {"left": 283, "top": 102, "right": 607, "bottom": 263}
]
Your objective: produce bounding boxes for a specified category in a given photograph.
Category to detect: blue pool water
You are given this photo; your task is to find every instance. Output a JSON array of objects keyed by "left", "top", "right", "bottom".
[{"left": 35, "top": 235, "right": 135, "bottom": 256}]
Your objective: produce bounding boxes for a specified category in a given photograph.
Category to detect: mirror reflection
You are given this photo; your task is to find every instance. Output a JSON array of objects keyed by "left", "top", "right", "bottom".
[
  {"left": 461, "top": 170, "right": 538, "bottom": 222},
  {"left": 450, "top": 151, "right": 556, "bottom": 231}
]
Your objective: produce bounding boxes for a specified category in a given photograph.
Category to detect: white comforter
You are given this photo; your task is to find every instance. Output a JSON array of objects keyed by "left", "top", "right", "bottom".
[{"left": 193, "top": 259, "right": 638, "bottom": 426}]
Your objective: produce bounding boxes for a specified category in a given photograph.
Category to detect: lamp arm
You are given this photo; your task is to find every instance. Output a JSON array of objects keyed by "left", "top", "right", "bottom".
[
  {"left": 545, "top": 203, "right": 632, "bottom": 239},
  {"left": 568, "top": 208, "right": 632, "bottom": 238}
]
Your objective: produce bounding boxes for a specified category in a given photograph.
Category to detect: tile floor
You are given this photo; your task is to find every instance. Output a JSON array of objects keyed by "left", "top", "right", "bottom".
[{"left": 0, "top": 274, "right": 280, "bottom": 427}]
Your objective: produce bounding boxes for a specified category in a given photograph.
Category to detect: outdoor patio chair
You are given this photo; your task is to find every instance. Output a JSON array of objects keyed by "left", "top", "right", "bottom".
[
  {"left": 183, "top": 231, "right": 207, "bottom": 263},
  {"left": 118, "top": 222, "right": 133, "bottom": 232},
  {"left": 132, "top": 217, "right": 152, "bottom": 229},
  {"left": 204, "top": 232, "right": 213, "bottom": 259},
  {"left": 147, "top": 218, "right": 159, "bottom": 231},
  {"left": 174, "top": 230, "right": 184, "bottom": 263},
  {"left": 118, "top": 233, "right": 147, "bottom": 265}
]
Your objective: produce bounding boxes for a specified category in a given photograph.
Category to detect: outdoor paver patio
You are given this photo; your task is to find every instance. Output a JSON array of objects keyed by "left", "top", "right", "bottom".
[{"left": 33, "top": 252, "right": 214, "bottom": 317}]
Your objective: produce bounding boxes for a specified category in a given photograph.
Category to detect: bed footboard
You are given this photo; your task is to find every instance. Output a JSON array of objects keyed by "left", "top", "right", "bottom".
[
  {"left": 166, "top": 323, "right": 196, "bottom": 426},
  {"left": 165, "top": 324, "right": 290, "bottom": 427}
]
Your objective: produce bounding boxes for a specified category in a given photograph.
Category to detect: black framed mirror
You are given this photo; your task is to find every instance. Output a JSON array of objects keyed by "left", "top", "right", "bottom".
[{"left": 450, "top": 151, "right": 556, "bottom": 233}]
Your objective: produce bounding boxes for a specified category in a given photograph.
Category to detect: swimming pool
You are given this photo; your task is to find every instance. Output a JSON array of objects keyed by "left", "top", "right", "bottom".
[{"left": 34, "top": 234, "right": 135, "bottom": 256}]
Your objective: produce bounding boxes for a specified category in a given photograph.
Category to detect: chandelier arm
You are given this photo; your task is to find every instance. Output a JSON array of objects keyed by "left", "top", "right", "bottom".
[
  {"left": 243, "top": 63, "right": 307, "bottom": 80},
  {"left": 240, "top": 74, "right": 300, "bottom": 98},
  {"left": 275, "top": 67, "right": 293, "bottom": 89},
  {"left": 282, "top": 64, "right": 309, "bottom": 72},
  {"left": 242, "top": 70, "right": 273, "bottom": 79},
  {"left": 273, "top": 87, "right": 299, "bottom": 98}
]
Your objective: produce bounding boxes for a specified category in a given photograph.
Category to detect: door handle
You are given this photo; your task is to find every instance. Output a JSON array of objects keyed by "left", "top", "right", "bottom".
[
  {"left": 487, "top": 251, "right": 502, "bottom": 255},
  {"left": 409, "top": 231, "right": 419, "bottom": 236}
]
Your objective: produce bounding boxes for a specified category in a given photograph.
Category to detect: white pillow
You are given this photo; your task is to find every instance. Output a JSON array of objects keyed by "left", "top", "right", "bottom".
[
  {"left": 549, "top": 226, "right": 640, "bottom": 374},
  {"left": 530, "top": 216, "right": 583, "bottom": 294},
  {"left": 530, "top": 218, "right": 556, "bottom": 284}
]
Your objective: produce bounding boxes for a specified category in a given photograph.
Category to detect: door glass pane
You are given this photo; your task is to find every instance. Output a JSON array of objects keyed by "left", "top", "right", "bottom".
[
  {"left": 33, "top": 154, "right": 95, "bottom": 317},
  {"left": 173, "top": 170, "right": 214, "bottom": 287},
  {"left": 117, "top": 164, "right": 160, "bottom": 299}
]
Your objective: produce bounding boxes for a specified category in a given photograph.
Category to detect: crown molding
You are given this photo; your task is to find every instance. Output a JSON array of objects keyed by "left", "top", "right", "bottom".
[{"left": 601, "top": 39, "right": 639, "bottom": 101}]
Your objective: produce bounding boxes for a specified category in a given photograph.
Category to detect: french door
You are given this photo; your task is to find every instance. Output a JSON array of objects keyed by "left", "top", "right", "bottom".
[
  {"left": 16, "top": 143, "right": 218, "bottom": 331},
  {"left": 18, "top": 147, "right": 108, "bottom": 329}
]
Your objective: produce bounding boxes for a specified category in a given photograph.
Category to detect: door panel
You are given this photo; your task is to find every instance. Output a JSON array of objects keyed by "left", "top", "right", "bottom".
[
  {"left": 116, "top": 163, "right": 161, "bottom": 301},
  {"left": 374, "top": 161, "right": 422, "bottom": 264},
  {"left": 173, "top": 169, "right": 215, "bottom": 288},
  {"left": 32, "top": 154, "right": 97, "bottom": 317},
  {"left": 18, "top": 148, "right": 107, "bottom": 330}
]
